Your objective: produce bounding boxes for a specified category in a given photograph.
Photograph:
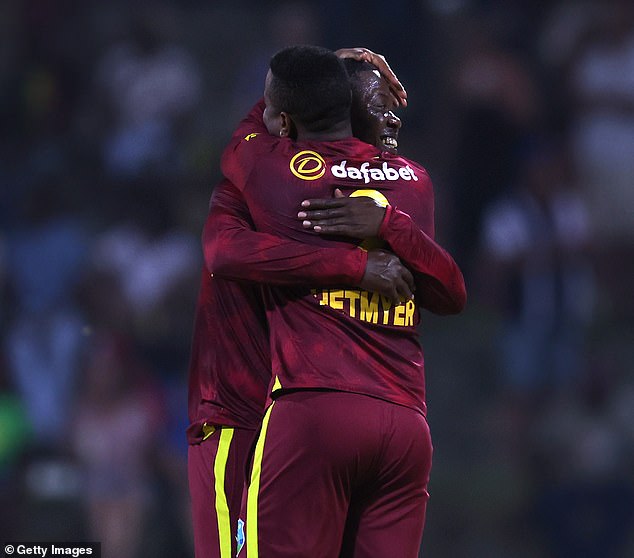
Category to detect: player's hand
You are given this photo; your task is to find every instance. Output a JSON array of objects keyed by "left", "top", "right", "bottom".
[
  {"left": 298, "top": 189, "right": 386, "bottom": 239},
  {"left": 359, "top": 249, "right": 415, "bottom": 305},
  {"left": 335, "top": 47, "right": 407, "bottom": 107}
]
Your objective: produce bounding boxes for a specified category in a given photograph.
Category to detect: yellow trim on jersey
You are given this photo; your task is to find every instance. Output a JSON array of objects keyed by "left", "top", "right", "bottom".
[
  {"left": 214, "top": 427, "right": 235, "bottom": 558},
  {"left": 202, "top": 422, "right": 216, "bottom": 440},
  {"left": 272, "top": 375, "right": 282, "bottom": 393},
  {"left": 246, "top": 402, "right": 275, "bottom": 558}
]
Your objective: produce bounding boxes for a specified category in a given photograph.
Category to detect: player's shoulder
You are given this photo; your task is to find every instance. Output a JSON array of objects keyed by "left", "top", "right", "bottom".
[
  {"left": 376, "top": 154, "right": 432, "bottom": 192},
  {"left": 232, "top": 130, "right": 277, "bottom": 153},
  {"left": 235, "top": 132, "right": 304, "bottom": 160},
  {"left": 394, "top": 154, "right": 431, "bottom": 181},
  {"left": 240, "top": 131, "right": 264, "bottom": 144}
]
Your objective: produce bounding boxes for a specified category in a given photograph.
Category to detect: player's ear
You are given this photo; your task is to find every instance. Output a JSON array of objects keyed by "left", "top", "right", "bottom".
[{"left": 279, "top": 112, "right": 296, "bottom": 139}]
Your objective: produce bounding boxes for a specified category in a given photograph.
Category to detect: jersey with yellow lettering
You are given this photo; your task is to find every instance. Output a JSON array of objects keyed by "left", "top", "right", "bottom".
[
  {"left": 188, "top": 178, "right": 368, "bottom": 441},
  {"left": 220, "top": 101, "right": 444, "bottom": 416}
]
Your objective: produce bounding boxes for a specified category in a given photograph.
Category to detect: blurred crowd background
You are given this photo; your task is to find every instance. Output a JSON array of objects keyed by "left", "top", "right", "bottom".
[{"left": 1, "top": 0, "right": 633, "bottom": 557}]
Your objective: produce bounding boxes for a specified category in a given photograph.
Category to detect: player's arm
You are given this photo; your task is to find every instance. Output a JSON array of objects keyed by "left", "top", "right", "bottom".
[
  {"left": 220, "top": 98, "right": 269, "bottom": 190},
  {"left": 204, "top": 180, "right": 414, "bottom": 305},
  {"left": 298, "top": 190, "right": 466, "bottom": 314},
  {"left": 377, "top": 205, "right": 466, "bottom": 314},
  {"left": 228, "top": 98, "right": 268, "bottom": 141}
]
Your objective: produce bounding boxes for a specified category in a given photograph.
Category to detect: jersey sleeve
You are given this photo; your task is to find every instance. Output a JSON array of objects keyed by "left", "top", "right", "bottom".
[
  {"left": 220, "top": 99, "right": 275, "bottom": 192},
  {"left": 379, "top": 203, "right": 467, "bottom": 315},
  {"left": 231, "top": 98, "right": 268, "bottom": 139},
  {"left": 204, "top": 179, "right": 368, "bottom": 286}
]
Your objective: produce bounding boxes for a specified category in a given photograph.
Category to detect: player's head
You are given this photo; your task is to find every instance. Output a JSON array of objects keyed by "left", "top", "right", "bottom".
[
  {"left": 343, "top": 58, "right": 402, "bottom": 154},
  {"left": 263, "top": 45, "right": 352, "bottom": 139}
]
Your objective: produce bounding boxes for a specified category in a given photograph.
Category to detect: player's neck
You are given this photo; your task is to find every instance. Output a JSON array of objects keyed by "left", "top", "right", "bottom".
[{"left": 296, "top": 121, "right": 353, "bottom": 142}]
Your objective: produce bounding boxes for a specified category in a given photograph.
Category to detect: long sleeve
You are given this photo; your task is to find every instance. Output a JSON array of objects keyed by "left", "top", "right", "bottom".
[
  {"left": 379, "top": 205, "right": 467, "bottom": 315},
  {"left": 220, "top": 99, "right": 269, "bottom": 191},
  {"left": 229, "top": 98, "right": 268, "bottom": 140},
  {"left": 204, "top": 180, "right": 367, "bottom": 286}
]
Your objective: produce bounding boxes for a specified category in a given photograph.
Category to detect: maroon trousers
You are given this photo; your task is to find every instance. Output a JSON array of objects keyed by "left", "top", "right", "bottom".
[
  {"left": 243, "top": 390, "right": 432, "bottom": 558},
  {"left": 189, "top": 426, "right": 257, "bottom": 558}
]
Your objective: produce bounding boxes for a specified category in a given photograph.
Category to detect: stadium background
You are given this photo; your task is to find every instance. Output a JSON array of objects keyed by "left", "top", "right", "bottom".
[{"left": 1, "top": 0, "right": 633, "bottom": 556}]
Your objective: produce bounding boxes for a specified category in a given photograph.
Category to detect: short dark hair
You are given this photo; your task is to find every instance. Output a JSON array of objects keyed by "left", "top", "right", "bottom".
[{"left": 269, "top": 45, "right": 352, "bottom": 133}]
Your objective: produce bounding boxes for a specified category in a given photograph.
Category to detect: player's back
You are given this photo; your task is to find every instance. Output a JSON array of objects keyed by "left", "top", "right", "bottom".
[{"left": 240, "top": 137, "right": 435, "bottom": 416}]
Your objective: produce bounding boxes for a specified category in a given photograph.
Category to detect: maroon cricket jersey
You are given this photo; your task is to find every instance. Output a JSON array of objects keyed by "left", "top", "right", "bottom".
[
  {"left": 187, "top": 179, "right": 368, "bottom": 442},
  {"left": 220, "top": 102, "right": 456, "bottom": 416},
  {"left": 187, "top": 270, "right": 269, "bottom": 440}
]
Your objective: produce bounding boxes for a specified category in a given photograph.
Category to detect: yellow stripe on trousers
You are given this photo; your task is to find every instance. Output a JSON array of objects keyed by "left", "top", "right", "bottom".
[
  {"left": 246, "top": 402, "right": 275, "bottom": 558},
  {"left": 214, "top": 427, "right": 235, "bottom": 558}
]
